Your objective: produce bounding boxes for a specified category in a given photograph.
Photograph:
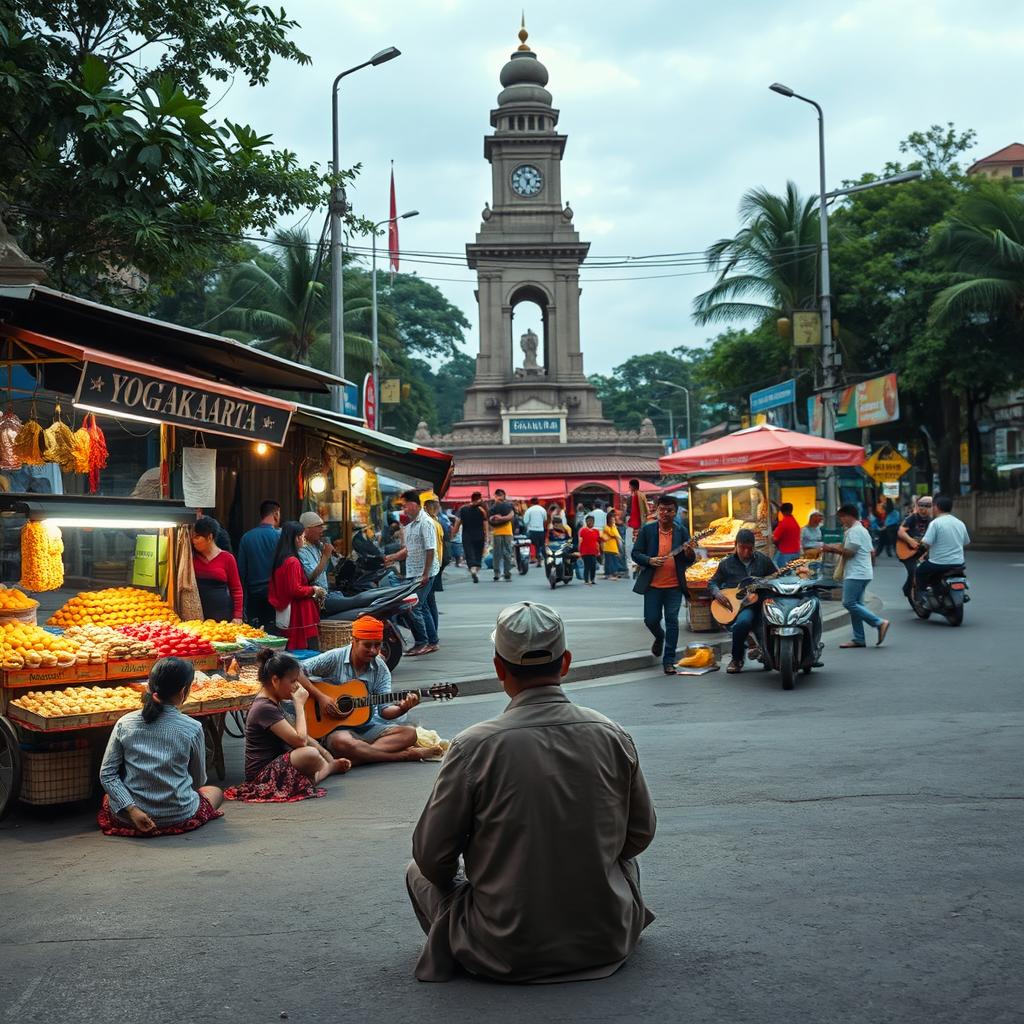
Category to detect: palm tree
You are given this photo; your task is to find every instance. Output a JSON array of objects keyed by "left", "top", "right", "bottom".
[
  {"left": 929, "top": 182, "right": 1024, "bottom": 329},
  {"left": 693, "top": 182, "right": 821, "bottom": 326}
]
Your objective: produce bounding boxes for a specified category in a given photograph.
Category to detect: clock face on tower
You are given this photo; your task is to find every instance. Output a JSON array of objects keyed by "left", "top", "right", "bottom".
[{"left": 510, "top": 164, "right": 544, "bottom": 197}]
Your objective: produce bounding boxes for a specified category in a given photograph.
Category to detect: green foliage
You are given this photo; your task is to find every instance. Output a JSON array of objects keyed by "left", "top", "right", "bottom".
[
  {"left": 378, "top": 273, "right": 471, "bottom": 359},
  {"left": 693, "top": 324, "right": 794, "bottom": 418},
  {"left": 0, "top": 1, "right": 361, "bottom": 299}
]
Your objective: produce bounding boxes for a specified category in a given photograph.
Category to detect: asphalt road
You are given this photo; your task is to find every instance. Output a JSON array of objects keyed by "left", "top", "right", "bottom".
[{"left": 1, "top": 552, "right": 1021, "bottom": 1024}]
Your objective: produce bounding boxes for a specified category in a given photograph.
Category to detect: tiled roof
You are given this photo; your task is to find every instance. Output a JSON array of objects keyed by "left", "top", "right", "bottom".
[
  {"left": 968, "top": 143, "right": 1024, "bottom": 172},
  {"left": 453, "top": 455, "right": 663, "bottom": 477}
]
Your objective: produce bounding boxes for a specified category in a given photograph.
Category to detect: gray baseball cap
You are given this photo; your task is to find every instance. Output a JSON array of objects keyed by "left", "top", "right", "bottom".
[{"left": 491, "top": 602, "right": 566, "bottom": 666}]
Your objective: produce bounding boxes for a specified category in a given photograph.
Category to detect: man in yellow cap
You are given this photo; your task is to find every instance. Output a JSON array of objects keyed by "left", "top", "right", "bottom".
[{"left": 297, "top": 615, "right": 441, "bottom": 765}]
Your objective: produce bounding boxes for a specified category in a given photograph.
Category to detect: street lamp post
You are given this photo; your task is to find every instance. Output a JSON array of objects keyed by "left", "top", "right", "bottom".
[
  {"left": 329, "top": 46, "right": 401, "bottom": 413},
  {"left": 656, "top": 380, "right": 692, "bottom": 448},
  {"left": 770, "top": 82, "right": 923, "bottom": 520},
  {"left": 371, "top": 209, "right": 419, "bottom": 430}
]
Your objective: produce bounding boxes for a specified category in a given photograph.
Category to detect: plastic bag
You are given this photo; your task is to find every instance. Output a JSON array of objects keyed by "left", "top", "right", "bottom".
[
  {"left": 0, "top": 408, "right": 23, "bottom": 470},
  {"left": 43, "top": 409, "right": 77, "bottom": 472},
  {"left": 13, "top": 417, "right": 45, "bottom": 466}
]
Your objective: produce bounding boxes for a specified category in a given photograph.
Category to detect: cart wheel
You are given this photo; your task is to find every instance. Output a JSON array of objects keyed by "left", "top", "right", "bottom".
[{"left": 0, "top": 716, "right": 23, "bottom": 822}]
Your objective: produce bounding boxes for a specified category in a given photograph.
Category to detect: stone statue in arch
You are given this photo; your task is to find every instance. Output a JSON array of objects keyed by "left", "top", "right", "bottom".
[{"left": 519, "top": 328, "right": 543, "bottom": 374}]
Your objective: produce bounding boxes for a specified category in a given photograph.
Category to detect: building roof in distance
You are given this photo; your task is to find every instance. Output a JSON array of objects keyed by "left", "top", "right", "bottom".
[{"left": 968, "top": 142, "right": 1024, "bottom": 174}]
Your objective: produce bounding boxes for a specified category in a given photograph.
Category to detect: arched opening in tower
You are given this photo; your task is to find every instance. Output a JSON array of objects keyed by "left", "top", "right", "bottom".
[{"left": 509, "top": 285, "right": 549, "bottom": 378}]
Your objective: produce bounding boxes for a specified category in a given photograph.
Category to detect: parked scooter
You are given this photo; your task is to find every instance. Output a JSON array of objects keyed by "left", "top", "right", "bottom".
[
  {"left": 545, "top": 541, "right": 577, "bottom": 588},
  {"left": 322, "top": 579, "right": 420, "bottom": 672},
  {"left": 513, "top": 533, "right": 532, "bottom": 575},
  {"left": 750, "top": 575, "right": 831, "bottom": 690},
  {"left": 912, "top": 566, "right": 969, "bottom": 626}
]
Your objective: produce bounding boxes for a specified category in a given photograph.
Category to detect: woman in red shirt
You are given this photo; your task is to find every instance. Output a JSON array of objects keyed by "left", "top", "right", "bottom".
[
  {"left": 268, "top": 521, "right": 325, "bottom": 650},
  {"left": 772, "top": 502, "right": 802, "bottom": 568},
  {"left": 192, "top": 516, "right": 243, "bottom": 622},
  {"left": 578, "top": 515, "right": 602, "bottom": 585}
]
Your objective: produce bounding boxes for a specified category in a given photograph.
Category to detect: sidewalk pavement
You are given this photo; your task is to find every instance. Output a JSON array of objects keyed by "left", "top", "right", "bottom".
[{"left": 398, "top": 563, "right": 883, "bottom": 695}]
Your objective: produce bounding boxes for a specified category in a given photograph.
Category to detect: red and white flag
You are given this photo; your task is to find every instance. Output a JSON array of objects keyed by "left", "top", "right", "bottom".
[{"left": 388, "top": 164, "right": 400, "bottom": 273}]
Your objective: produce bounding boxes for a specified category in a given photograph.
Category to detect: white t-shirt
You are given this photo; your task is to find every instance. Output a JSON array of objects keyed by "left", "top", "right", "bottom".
[
  {"left": 922, "top": 515, "right": 970, "bottom": 565},
  {"left": 523, "top": 505, "right": 548, "bottom": 532},
  {"left": 589, "top": 507, "right": 608, "bottom": 530},
  {"left": 842, "top": 521, "right": 874, "bottom": 580}
]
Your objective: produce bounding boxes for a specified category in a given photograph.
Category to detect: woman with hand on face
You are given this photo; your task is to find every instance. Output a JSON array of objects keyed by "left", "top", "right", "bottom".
[
  {"left": 98, "top": 656, "right": 224, "bottom": 837},
  {"left": 224, "top": 649, "right": 351, "bottom": 803},
  {"left": 192, "top": 515, "right": 243, "bottom": 623},
  {"left": 268, "top": 521, "right": 326, "bottom": 650}
]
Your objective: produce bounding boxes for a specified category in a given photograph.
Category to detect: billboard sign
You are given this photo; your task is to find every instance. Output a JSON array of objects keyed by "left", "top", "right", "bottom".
[
  {"left": 750, "top": 378, "right": 796, "bottom": 414},
  {"left": 807, "top": 373, "right": 900, "bottom": 434}
]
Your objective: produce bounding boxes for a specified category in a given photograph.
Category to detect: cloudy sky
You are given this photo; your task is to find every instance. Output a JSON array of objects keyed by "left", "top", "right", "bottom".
[{"left": 217, "top": 0, "right": 1018, "bottom": 376}]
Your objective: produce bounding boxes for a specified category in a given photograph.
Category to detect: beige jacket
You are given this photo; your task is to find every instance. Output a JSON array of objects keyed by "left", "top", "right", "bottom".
[{"left": 411, "top": 685, "right": 657, "bottom": 982}]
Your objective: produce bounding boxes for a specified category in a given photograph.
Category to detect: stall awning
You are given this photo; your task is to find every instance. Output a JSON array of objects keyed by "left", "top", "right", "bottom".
[
  {"left": 0, "top": 285, "right": 348, "bottom": 394},
  {"left": 4, "top": 326, "right": 295, "bottom": 446},
  {"left": 659, "top": 423, "right": 865, "bottom": 475},
  {"left": 293, "top": 408, "right": 453, "bottom": 492}
]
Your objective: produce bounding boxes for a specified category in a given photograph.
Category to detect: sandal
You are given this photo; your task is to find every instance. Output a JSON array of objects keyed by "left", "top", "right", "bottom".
[
  {"left": 663, "top": 665, "right": 677, "bottom": 675},
  {"left": 726, "top": 660, "right": 743, "bottom": 674},
  {"left": 839, "top": 641, "right": 866, "bottom": 649}
]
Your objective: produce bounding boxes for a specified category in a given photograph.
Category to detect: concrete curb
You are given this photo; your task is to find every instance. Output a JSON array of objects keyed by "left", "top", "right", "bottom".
[{"left": 446, "top": 595, "right": 886, "bottom": 695}]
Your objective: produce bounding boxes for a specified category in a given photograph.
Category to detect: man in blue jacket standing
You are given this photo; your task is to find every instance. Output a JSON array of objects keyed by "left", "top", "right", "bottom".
[{"left": 631, "top": 495, "right": 697, "bottom": 674}]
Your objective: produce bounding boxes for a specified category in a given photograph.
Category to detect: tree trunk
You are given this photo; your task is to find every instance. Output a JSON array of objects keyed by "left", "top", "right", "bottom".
[{"left": 937, "top": 388, "right": 961, "bottom": 495}]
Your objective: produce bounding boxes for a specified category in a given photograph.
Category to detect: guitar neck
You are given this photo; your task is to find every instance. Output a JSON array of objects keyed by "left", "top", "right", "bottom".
[{"left": 353, "top": 688, "right": 436, "bottom": 709}]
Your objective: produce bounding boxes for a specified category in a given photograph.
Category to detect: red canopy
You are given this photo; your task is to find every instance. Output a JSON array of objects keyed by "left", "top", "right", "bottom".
[{"left": 659, "top": 423, "right": 865, "bottom": 475}]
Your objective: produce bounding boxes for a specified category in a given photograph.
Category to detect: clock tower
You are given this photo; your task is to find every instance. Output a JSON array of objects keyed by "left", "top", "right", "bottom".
[
  {"left": 454, "top": 22, "right": 610, "bottom": 435},
  {"left": 425, "top": 23, "right": 662, "bottom": 497}
]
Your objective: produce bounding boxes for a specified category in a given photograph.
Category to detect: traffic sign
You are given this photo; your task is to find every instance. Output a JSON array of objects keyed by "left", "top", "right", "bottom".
[
  {"left": 863, "top": 446, "right": 911, "bottom": 484},
  {"left": 362, "top": 373, "right": 377, "bottom": 431}
]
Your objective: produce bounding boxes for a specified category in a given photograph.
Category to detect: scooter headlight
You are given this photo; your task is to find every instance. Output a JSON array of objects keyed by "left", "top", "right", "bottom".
[
  {"left": 762, "top": 600, "right": 786, "bottom": 625},
  {"left": 789, "top": 599, "right": 816, "bottom": 625}
]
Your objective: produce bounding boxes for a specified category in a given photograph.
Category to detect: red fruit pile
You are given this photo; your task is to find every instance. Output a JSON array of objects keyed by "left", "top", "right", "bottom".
[{"left": 117, "top": 623, "right": 215, "bottom": 659}]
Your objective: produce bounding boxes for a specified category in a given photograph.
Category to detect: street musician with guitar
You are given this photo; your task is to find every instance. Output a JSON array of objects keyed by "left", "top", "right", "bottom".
[
  {"left": 896, "top": 495, "right": 933, "bottom": 603},
  {"left": 708, "top": 529, "right": 776, "bottom": 674},
  {"left": 297, "top": 615, "right": 444, "bottom": 766}
]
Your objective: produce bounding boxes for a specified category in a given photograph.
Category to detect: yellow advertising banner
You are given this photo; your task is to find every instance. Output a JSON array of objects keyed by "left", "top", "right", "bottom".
[
  {"left": 863, "top": 446, "right": 911, "bottom": 484},
  {"left": 855, "top": 373, "right": 900, "bottom": 427},
  {"left": 380, "top": 378, "right": 401, "bottom": 404},
  {"left": 792, "top": 311, "right": 821, "bottom": 348}
]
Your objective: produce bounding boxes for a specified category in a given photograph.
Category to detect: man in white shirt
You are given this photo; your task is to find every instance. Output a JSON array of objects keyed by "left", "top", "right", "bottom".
[
  {"left": 521, "top": 498, "right": 549, "bottom": 567},
  {"left": 916, "top": 495, "right": 970, "bottom": 591},
  {"left": 392, "top": 490, "right": 439, "bottom": 656},
  {"left": 589, "top": 502, "right": 608, "bottom": 531},
  {"left": 824, "top": 504, "right": 890, "bottom": 649}
]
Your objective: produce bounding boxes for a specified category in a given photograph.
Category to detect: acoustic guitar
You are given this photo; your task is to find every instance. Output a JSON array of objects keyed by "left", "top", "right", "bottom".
[
  {"left": 303, "top": 679, "right": 459, "bottom": 740},
  {"left": 895, "top": 536, "right": 924, "bottom": 561},
  {"left": 710, "top": 558, "right": 811, "bottom": 626}
]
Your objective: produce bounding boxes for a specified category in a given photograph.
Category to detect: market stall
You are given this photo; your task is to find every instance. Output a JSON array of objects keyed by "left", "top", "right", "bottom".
[{"left": 659, "top": 424, "right": 866, "bottom": 632}]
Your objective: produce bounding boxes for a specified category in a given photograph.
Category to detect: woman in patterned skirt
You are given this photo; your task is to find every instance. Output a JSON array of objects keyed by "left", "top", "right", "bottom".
[
  {"left": 225, "top": 649, "right": 351, "bottom": 803},
  {"left": 98, "top": 657, "right": 224, "bottom": 837}
]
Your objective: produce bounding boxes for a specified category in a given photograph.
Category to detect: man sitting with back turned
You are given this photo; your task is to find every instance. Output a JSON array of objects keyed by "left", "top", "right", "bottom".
[{"left": 407, "top": 601, "right": 657, "bottom": 983}]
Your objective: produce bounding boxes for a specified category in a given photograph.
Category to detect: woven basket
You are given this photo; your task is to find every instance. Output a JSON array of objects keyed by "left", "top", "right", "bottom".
[
  {"left": 318, "top": 619, "right": 353, "bottom": 652},
  {"left": 687, "top": 597, "right": 718, "bottom": 633},
  {"left": 20, "top": 747, "right": 93, "bottom": 805}
]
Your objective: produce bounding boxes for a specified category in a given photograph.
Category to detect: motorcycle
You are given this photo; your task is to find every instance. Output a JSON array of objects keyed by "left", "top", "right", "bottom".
[
  {"left": 545, "top": 541, "right": 577, "bottom": 589},
  {"left": 750, "top": 576, "right": 831, "bottom": 691},
  {"left": 513, "top": 533, "right": 532, "bottom": 575},
  {"left": 322, "top": 578, "right": 421, "bottom": 672},
  {"left": 912, "top": 566, "right": 969, "bottom": 626}
]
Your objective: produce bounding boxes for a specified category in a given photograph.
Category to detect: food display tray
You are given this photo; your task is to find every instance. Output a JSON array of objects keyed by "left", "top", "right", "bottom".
[{"left": 9, "top": 696, "right": 257, "bottom": 732}]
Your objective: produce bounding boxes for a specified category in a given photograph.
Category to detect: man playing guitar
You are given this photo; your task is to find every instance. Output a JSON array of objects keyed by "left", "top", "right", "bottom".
[
  {"left": 297, "top": 615, "right": 442, "bottom": 765},
  {"left": 896, "top": 495, "right": 933, "bottom": 602},
  {"left": 708, "top": 529, "right": 776, "bottom": 674}
]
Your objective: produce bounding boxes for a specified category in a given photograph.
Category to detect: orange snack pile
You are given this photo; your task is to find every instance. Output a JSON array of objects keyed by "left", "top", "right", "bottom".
[
  {"left": 12, "top": 685, "right": 141, "bottom": 717},
  {"left": 20, "top": 522, "right": 64, "bottom": 591},
  {"left": 48, "top": 587, "right": 179, "bottom": 629},
  {"left": 1, "top": 622, "right": 78, "bottom": 670},
  {"left": 0, "top": 586, "right": 37, "bottom": 610}
]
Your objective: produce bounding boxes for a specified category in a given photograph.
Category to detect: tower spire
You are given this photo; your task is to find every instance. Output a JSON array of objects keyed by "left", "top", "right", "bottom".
[{"left": 517, "top": 13, "right": 531, "bottom": 51}]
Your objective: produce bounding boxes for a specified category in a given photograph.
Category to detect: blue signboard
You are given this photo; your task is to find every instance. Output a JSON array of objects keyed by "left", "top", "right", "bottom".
[
  {"left": 509, "top": 417, "right": 561, "bottom": 435},
  {"left": 750, "top": 378, "right": 796, "bottom": 414},
  {"left": 343, "top": 384, "right": 360, "bottom": 418}
]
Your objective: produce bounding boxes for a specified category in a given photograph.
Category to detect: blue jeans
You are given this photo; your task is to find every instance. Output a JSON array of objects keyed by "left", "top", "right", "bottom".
[
  {"left": 643, "top": 587, "right": 684, "bottom": 666},
  {"left": 842, "top": 578, "right": 883, "bottom": 644},
  {"left": 409, "top": 576, "right": 439, "bottom": 646},
  {"left": 730, "top": 605, "right": 762, "bottom": 663}
]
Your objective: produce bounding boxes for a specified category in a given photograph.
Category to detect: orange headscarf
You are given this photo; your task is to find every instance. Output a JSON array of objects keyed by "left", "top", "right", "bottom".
[{"left": 351, "top": 615, "right": 384, "bottom": 641}]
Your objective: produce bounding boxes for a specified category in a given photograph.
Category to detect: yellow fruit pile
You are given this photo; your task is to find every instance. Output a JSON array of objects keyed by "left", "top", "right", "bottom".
[
  {"left": 20, "top": 522, "right": 64, "bottom": 591},
  {"left": 677, "top": 647, "right": 715, "bottom": 669},
  {"left": 48, "top": 587, "right": 179, "bottom": 629},
  {"left": 178, "top": 620, "right": 268, "bottom": 642},
  {"left": 12, "top": 685, "right": 141, "bottom": 717},
  {"left": 0, "top": 586, "right": 37, "bottom": 610},
  {"left": 62, "top": 625, "right": 154, "bottom": 662},
  {"left": 0, "top": 622, "right": 78, "bottom": 670}
]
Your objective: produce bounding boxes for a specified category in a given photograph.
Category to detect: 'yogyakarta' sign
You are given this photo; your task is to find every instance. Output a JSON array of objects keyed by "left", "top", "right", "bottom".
[{"left": 74, "top": 361, "right": 292, "bottom": 445}]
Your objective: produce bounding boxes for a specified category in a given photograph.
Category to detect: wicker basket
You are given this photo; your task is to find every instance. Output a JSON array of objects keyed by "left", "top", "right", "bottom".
[
  {"left": 687, "top": 596, "right": 718, "bottom": 633},
  {"left": 20, "top": 746, "right": 93, "bottom": 805},
  {"left": 318, "top": 619, "right": 353, "bottom": 652}
]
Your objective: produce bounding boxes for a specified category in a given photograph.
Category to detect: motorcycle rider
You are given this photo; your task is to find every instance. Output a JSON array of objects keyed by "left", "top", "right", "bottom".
[
  {"left": 914, "top": 495, "right": 970, "bottom": 593},
  {"left": 896, "top": 495, "right": 933, "bottom": 600},
  {"left": 708, "top": 529, "right": 775, "bottom": 675}
]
